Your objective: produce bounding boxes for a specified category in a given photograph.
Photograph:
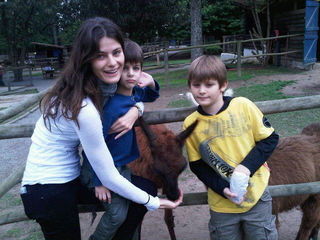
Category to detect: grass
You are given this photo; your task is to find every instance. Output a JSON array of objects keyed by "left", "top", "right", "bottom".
[
  {"left": 153, "top": 69, "right": 189, "bottom": 88},
  {"left": 144, "top": 59, "right": 190, "bottom": 67},
  {"left": 267, "top": 109, "right": 320, "bottom": 137},
  {"left": 1, "top": 88, "right": 38, "bottom": 96},
  {"left": 233, "top": 80, "right": 296, "bottom": 101},
  {"left": 0, "top": 193, "right": 22, "bottom": 210},
  {"left": 0, "top": 224, "right": 44, "bottom": 240},
  {"left": 2, "top": 228, "right": 24, "bottom": 238},
  {"left": 23, "top": 230, "right": 44, "bottom": 240},
  {"left": 153, "top": 65, "right": 299, "bottom": 88},
  {"left": 226, "top": 65, "right": 300, "bottom": 82},
  {"left": 31, "top": 72, "right": 44, "bottom": 77},
  {"left": 167, "top": 99, "right": 193, "bottom": 108}
]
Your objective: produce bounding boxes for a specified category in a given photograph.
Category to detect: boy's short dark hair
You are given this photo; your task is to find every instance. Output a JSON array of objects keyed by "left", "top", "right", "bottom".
[
  {"left": 188, "top": 55, "right": 227, "bottom": 87},
  {"left": 124, "top": 39, "right": 143, "bottom": 67}
]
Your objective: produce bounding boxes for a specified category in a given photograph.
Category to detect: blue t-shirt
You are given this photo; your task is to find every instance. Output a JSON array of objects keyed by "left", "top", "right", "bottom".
[{"left": 83, "top": 81, "right": 160, "bottom": 186}]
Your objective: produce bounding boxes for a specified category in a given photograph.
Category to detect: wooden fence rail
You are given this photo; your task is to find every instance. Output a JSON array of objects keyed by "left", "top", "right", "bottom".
[
  {"left": 1, "top": 95, "right": 320, "bottom": 139},
  {"left": 0, "top": 88, "right": 50, "bottom": 124},
  {"left": 1, "top": 94, "right": 320, "bottom": 227},
  {"left": 1, "top": 181, "right": 320, "bottom": 226}
]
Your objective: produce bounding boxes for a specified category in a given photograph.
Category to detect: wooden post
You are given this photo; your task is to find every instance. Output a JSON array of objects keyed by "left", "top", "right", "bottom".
[
  {"left": 164, "top": 48, "right": 169, "bottom": 88},
  {"left": 3, "top": 69, "right": 11, "bottom": 92},
  {"left": 28, "top": 67, "right": 33, "bottom": 86},
  {"left": 156, "top": 54, "right": 160, "bottom": 66},
  {"left": 237, "top": 41, "right": 242, "bottom": 77}
]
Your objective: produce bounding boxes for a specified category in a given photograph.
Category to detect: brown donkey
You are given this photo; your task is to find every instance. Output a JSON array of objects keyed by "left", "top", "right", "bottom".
[
  {"left": 128, "top": 117, "right": 198, "bottom": 240},
  {"left": 268, "top": 122, "right": 320, "bottom": 240}
]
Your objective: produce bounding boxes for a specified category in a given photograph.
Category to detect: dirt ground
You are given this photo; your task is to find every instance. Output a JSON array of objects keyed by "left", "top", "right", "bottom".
[{"left": 80, "top": 64, "right": 320, "bottom": 240}]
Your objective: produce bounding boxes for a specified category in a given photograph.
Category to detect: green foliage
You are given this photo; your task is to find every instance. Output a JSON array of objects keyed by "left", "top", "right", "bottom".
[
  {"left": 202, "top": 0, "right": 244, "bottom": 39},
  {"left": 0, "top": 0, "right": 60, "bottom": 64},
  {"left": 0, "top": 34, "right": 8, "bottom": 51},
  {"left": 0, "top": 0, "right": 247, "bottom": 63},
  {"left": 59, "top": 20, "right": 82, "bottom": 45},
  {"left": 60, "top": 0, "right": 179, "bottom": 43},
  {"left": 204, "top": 45, "right": 222, "bottom": 55},
  {"left": 163, "top": 0, "right": 190, "bottom": 42}
]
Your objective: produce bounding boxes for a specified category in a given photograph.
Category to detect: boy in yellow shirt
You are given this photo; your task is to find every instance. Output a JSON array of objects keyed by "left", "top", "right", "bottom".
[{"left": 183, "top": 55, "right": 279, "bottom": 239}]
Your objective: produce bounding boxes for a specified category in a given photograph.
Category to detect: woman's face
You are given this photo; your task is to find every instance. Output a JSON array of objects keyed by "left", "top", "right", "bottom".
[{"left": 91, "top": 36, "right": 125, "bottom": 84}]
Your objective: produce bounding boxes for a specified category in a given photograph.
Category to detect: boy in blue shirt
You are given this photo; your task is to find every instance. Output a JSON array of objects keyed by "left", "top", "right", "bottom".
[{"left": 85, "top": 39, "right": 160, "bottom": 240}]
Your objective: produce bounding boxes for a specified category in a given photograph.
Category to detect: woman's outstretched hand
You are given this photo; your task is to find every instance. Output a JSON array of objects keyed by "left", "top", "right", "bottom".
[{"left": 158, "top": 188, "right": 183, "bottom": 209}]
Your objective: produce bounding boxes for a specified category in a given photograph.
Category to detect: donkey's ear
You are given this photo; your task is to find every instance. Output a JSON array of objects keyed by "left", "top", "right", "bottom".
[{"left": 176, "top": 120, "right": 198, "bottom": 146}]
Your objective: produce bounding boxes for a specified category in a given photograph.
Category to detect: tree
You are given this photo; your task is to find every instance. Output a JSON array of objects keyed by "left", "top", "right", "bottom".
[
  {"left": 0, "top": 0, "right": 60, "bottom": 81},
  {"left": 202, "top": 0, "right": 244, "bottom": 40},
  {"left": 58, "top": 0, "right": 177, "bottom": 44},
  {"left": 190, "top": 0, "right": 203, "bottom": 61},
  {"left": 163, "top": 0, "right": 190, "bottom": 44}
]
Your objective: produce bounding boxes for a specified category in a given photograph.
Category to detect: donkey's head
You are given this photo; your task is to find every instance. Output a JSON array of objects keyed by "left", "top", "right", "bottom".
[{"left": 137, "top": 118, "right": 198, "bottom": 201}]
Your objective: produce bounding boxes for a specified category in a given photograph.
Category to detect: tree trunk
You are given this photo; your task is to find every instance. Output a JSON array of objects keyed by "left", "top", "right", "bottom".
[{"left": 190, "top": 0, "right": 203, "bottom": 61}]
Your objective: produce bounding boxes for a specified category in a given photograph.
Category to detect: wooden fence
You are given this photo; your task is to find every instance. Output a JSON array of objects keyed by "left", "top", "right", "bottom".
[
  {"left": 144, "top": 33, "right": 304, "bottom": 87},
  {"left": 0, "top": 94, "right": 320, "bottom": 226},
  {"left": 2, "top": 66, "right": 35, "bottom": 91},
  {"left": 1, "top": 34, "right": 303, "bottom": 90}
]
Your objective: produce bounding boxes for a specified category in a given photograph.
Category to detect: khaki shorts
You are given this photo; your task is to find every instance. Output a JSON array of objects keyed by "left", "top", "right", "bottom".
[{"left": 209, "top": 188, "right": 278, "bottom": 240}]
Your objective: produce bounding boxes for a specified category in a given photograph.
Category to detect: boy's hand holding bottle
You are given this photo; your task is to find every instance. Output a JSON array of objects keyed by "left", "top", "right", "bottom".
[{"left": 224, "top": 164, "right": 250, "bottom": 205}]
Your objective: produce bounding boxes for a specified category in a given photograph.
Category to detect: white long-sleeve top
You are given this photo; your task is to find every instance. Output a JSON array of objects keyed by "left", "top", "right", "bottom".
[{"left": 21, "top": 97, "right": 159, "bottom": 211}]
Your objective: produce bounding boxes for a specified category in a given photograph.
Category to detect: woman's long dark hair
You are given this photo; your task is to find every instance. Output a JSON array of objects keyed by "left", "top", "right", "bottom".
[{"left": 41, "top": 17, "right": 124, "bottom": 128}]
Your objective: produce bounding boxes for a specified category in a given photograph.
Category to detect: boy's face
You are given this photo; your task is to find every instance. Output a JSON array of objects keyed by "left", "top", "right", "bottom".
[
  {"left": 119, "top": 62, "right": 142, "bottom": 90},
  {"left": 190, "top": 78, "right": 227, "bottom": 109}
]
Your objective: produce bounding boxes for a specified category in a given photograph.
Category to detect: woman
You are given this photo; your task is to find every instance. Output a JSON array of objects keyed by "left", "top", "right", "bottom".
[{"left": 20, "top": 17, "right": 182, "bottom": 240}]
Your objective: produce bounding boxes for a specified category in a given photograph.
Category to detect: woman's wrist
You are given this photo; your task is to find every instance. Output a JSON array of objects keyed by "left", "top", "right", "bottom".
[
  {"left": 134, "top": 102, "right": 144, "bottom": 117},
  {"left": 145, "top": 195, "right": 160, "bottom": 211}
]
